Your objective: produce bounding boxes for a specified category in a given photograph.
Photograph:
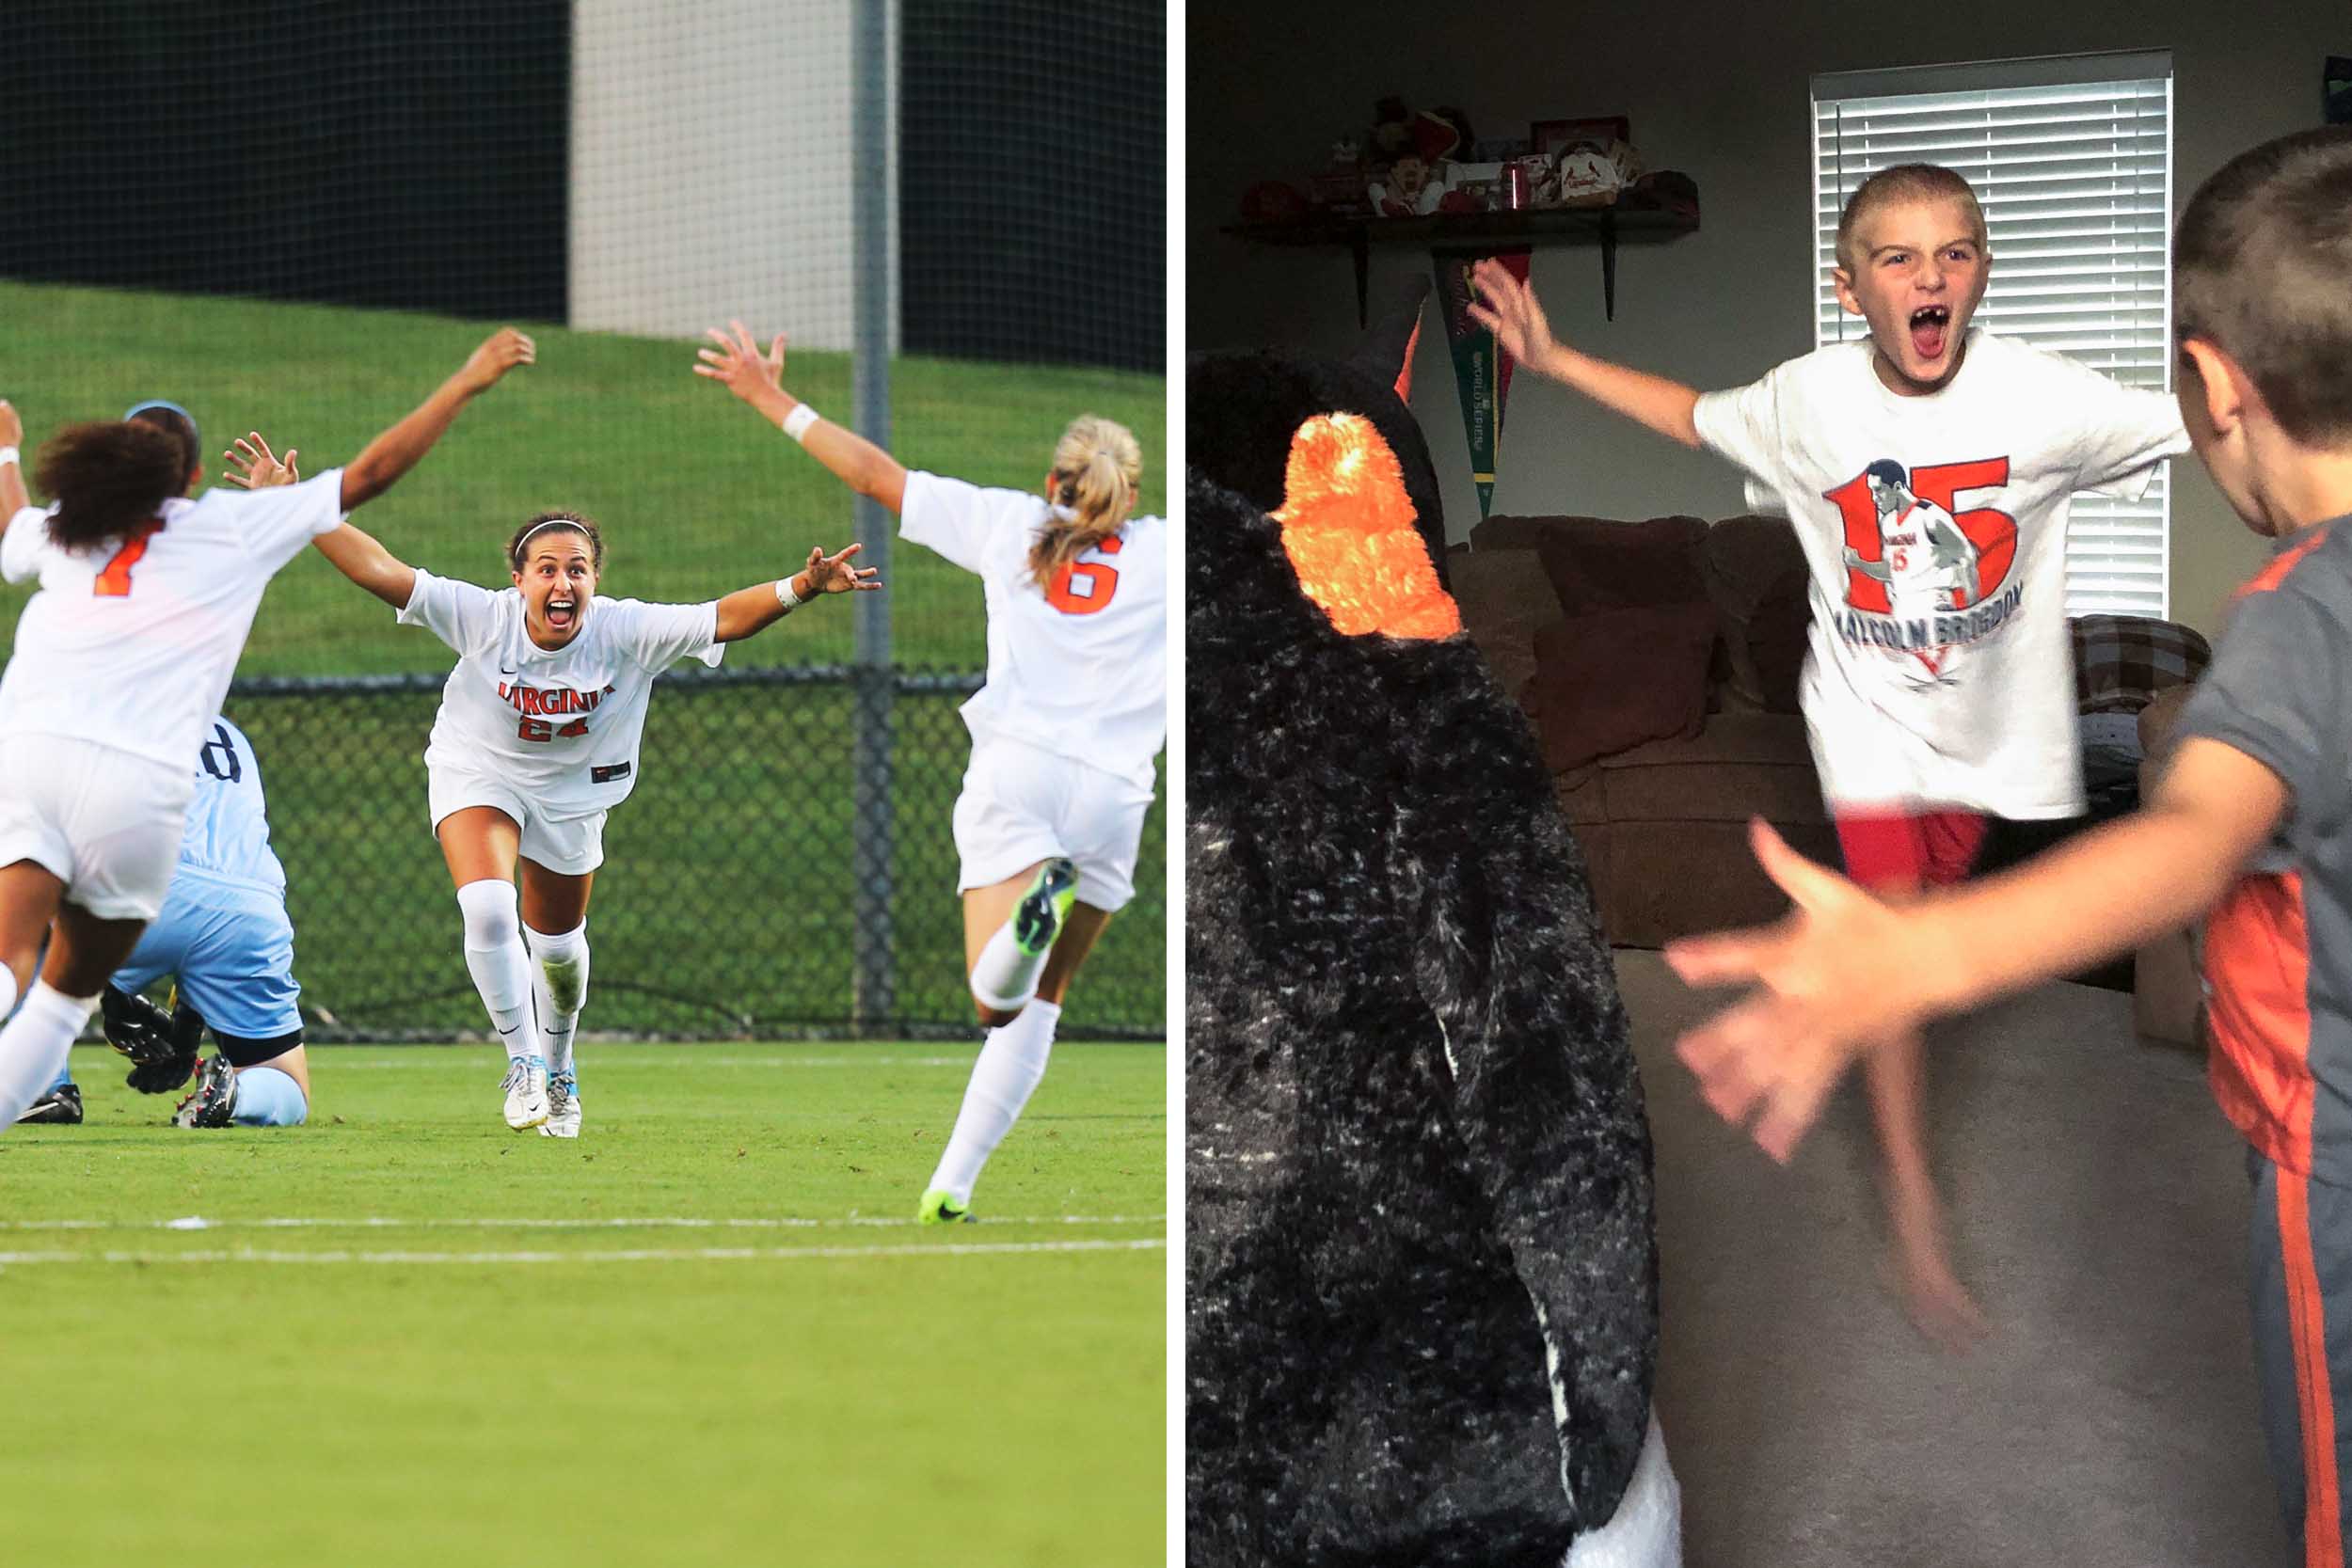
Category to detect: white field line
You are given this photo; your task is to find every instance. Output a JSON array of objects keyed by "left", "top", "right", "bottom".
[
  {"left": 0, "top": 1238, "right": 1166, "bottom": 1267},
  {"left": 0, "top": 1213, "right": 1165, "bottom": 1232},
  {"left": 327, "top": 1055, "right": 978, "bottom": 1069}
]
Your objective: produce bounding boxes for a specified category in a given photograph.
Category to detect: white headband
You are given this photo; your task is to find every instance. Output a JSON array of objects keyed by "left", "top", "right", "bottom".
[{"left": 514, "top": 517, "right": 588, "bottom": 558}]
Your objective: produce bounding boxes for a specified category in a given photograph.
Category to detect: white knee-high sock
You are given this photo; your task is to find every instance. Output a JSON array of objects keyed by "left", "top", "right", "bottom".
[
  {"left": 969, "top": 921, "right": 1049, "bottom": 1013},
  {"left": 930, "top": 997, "right": 1061, "bottom": 1204},
  {"left": 456, "top": 879, "right": 535, "bottom": 1062},
  {"left": 0, "top": 964, "right": 19, "bottom": 1022},
  {"left": 0, "top": 981, "right": 96, "bottom": 1129},
  {"left": 525, "top": 919, "right": 589, "bottom": 1077}
]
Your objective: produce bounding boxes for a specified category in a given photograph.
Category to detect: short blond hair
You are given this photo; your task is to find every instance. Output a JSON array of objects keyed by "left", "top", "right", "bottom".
[{"left": 1835, "top": 164, "right": 1988, "bottom": 273}]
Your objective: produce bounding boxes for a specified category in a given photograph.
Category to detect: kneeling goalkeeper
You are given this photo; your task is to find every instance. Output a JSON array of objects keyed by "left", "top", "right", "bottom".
[{"left": 17, "top": 711, "right": 310, "bottom": 1129}]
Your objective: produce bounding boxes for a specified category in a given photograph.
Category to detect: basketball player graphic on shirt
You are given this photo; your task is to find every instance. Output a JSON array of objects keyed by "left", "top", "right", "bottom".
[{"left": 1843, "top": 458, "right": 1981, "bottom": 681}]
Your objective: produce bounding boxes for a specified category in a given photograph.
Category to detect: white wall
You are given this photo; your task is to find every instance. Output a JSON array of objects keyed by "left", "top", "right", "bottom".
[
  {"left": 570, "top": 0, "right": 898, "bottom": 352},
  {"left": 1190, "top": 0, "right": 2344, "bottom": 634}
]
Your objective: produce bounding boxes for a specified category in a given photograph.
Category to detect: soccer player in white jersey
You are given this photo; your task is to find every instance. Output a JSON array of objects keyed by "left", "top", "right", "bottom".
[
  {"left": 22, "top": 712, "right": 315, "bottom": 1129},
  {"left": 695, "top": 321, "right": 1167, "bottom": 1224},
  {"left": 0, "top": 330, "right": 532, "bottom": 1135},
  {"left": 230, "top": 436, "right": 879, "bottom": 1133}
]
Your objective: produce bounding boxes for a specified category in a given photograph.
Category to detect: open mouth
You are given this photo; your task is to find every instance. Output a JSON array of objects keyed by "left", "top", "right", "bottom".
[
  {"left": 546, "top": 597, "right": 578, "bottom": 632},
  {"left": 1909, "top": 304, "right": 1950, "bottom": 362}
]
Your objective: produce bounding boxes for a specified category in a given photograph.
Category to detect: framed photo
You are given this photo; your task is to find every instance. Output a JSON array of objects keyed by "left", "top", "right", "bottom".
[{"left": 1530, "top": 116, "right": 1631, "bottom": 159}]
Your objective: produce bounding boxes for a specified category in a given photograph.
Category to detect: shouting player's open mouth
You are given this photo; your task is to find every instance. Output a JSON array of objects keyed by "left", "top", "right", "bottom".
[
  {"left": 1909, "top": 303, "right": 1951, "bottom": 364},
  {"left": 546, "top": 594, "right": 579, "bottom": 633}
]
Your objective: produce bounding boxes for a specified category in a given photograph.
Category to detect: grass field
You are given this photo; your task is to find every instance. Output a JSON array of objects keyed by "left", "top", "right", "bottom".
[
  {"left": 0, "top": 278, "right": 1168, "bottom": 1037},
  {"left": 0, "top": 278, "right": 1167, "bottom": 676},
  {"left": 0, "top": 1039, "right": 1166, "bottom": 1568}
]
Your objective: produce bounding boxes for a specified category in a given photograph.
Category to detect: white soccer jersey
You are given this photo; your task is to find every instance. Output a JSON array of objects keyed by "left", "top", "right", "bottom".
[
  {"left": 900, "top": 471, "right": 1168, "bottom": 790},
  {"left": 397, "top": 571, "right": 723, "bottom": 817},
  {"left": 1693, "top": 331, "right": 2188, "bottom": 817},
  {"left": 0, "top": 470, "right": 347, "bottom": 770}
]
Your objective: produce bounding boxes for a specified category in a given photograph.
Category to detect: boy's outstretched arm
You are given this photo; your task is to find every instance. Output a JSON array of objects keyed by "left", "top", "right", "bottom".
[
  {"left": 1467, "top": 258, "right": 1701, "bottom": 449},
  {"left": 1667, "top": 737, "right": 2289, "bottom": 1162}
]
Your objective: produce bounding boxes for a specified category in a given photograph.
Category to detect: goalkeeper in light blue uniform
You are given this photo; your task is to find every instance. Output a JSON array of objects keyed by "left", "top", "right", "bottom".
[{"left": 22, "top": 713, "right": 310, "bottom": 1128}]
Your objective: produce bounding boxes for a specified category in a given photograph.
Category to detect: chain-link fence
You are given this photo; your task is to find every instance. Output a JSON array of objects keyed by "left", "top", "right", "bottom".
[{"left": 228, "top": 669, "right": 1165, "bottom": 1042}]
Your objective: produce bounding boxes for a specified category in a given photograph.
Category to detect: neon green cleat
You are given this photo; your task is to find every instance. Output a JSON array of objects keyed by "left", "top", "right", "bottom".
[
  {"left": 1011, "top": 856, "right": 1079, "bottom": 957},
  {"left": 916, "top": 1187, "right": 975, "bottom": 1225}
]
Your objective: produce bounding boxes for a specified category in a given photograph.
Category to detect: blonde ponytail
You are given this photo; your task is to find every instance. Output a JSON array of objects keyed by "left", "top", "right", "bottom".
[{"left": 1029, "top": 415, "right": 1142, "bottom": 589}]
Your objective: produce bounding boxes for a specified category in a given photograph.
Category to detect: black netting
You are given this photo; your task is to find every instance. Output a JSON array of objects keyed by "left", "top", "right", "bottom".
[{"left": 229, "top": 668, "right": 1165, "bottom": 1042}]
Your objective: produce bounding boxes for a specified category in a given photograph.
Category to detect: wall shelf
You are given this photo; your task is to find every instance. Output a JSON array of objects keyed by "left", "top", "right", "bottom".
[{"left": 1224, "top": 203, "right": 1698, "bottom": 325}]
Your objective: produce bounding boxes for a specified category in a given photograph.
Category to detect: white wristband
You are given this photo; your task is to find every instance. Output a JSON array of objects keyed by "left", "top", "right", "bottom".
[
  {"left": 0, "top": 447, "right": 18, "bottom": 470},
  {"left": 775, "top": 575, "right": 806, "bottom": 610},
  {"left": 781, "top": 404, "right": 820, "bottom": 443}
]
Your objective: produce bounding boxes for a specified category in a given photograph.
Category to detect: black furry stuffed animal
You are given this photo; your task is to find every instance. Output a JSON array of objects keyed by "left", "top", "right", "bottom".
[{"left": 1185, "top": 284, "right": 1677, "bottom": 1568}]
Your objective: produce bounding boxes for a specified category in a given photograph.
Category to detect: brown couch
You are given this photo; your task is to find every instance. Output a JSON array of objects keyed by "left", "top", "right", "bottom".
[{"left": 1450, "top": 512, "right": 1836, "bottom": 947}]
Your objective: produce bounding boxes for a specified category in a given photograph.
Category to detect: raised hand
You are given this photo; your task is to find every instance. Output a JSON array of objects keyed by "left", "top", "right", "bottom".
[
  {"left": 457, "top": 327, "right": 535, "bottom": 395},
  {"left": 225, "top": 432, "right": 300, "bottom": 489},
  {"left": 1466, "top": 258, "right": 1563, "bottom": 369},
  {"left": 0, "top": 399, "right": 21, "bottom": 451},
  {"left": 1664, "top": 819, "right": 1935, "bottom": 1163},
  {"left": 801, "top": 541, "right": 882, "bottom": 594},
  {"left": 694, "top": 320, "right": 790, "bottom": 410}
]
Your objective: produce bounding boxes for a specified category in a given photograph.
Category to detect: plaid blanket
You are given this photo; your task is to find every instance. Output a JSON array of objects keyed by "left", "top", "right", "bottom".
[{"left": 2072, "top": 613, "right": 2213, "bottom": 714}]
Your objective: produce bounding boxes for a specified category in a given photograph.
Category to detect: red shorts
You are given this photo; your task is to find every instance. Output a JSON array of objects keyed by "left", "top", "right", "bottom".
[{"left": 1833, "top": 807, "right": 1989, "bottom": 893}]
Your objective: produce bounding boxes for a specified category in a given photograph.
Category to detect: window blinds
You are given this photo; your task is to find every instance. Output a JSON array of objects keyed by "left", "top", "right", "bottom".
[{"left": 1813, "top": 52, "right": 2174, "bottom": 615}]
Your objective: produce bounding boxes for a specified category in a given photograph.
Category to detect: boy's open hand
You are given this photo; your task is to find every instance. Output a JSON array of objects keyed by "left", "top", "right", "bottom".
[
  {"left": 225, "top": 432, "right": 299, "bottom": 489},
  {"left": 457, "top": 328, "right": 535, "bottom": 395},
  {"left": 1665, "top": 819, "right": 1938, "bottom": 1162},
  {"left": 1467, "top": 258, "right": 1563, "bottom": 369}
]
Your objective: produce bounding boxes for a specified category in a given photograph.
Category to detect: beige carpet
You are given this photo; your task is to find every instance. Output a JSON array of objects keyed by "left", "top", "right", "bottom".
[{"left": 1620, "top": 949, "right": 2291, "bottom": 1567}]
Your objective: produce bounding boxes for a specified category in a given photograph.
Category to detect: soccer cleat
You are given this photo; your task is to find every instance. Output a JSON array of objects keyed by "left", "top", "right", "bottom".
[
  {"left": 501, "top": 1055, "right": 549, "bottom": 1131},
  {"left": 539, "top": 1072, "right": 580, "bottom": 1138},
  {"left": 916, "top": 1186, "right": 975, "bottom": 1225},
  {"left": 172, "top": 1056, "right": 239, "bottom": 1129},
  {"left": 1011, "top": 856, "right": 1079, "bottom": 957},
  {"left": 15, "top": 1083, "right": 84, "bottom": 1125}
]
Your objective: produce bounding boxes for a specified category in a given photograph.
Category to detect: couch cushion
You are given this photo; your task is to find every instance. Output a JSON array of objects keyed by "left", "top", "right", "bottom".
[
  {"left": 1700, "top": 515, "right": 1810, "bottom": 714},
  {"left": 2073, "top": 614, "right": 2213, "bottom": 715},
  {"left": 1472, "top": 514, "right": 1710, "bottom": 612},
  {"left": 1448, "top": 547, "right": 1565, "bottom": 702},
  {"left": 1524, "top": 601, "right": 1716, "bottom": 772},
  {"left": 1600, "top": 712, "right": 1826, "bottom": 825}
]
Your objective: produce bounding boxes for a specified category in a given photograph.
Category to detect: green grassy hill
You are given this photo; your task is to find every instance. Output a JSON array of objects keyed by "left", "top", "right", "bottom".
[{"left": 0, "top": 280, "right": 1166, "bottom": 676}]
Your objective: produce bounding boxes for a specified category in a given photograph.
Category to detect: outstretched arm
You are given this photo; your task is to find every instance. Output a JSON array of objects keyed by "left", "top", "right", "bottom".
[
  {"left": 310, "top": 521, "right": 419, "bottom": 610},
  {"left": 1467, "top": 259, "right": 1701, "bottom": 449},
  {"left": 340, "top": 328, "right": 534, "bottom": 512},
  {"left": 711, "top": 541, "right": 882, "bottom": 642},
  {"left": 0, "top": 400, "right": 25, "bottom": 523},
  {"left": 694, "top": 320, "right": 908, "bottom": 514},
  {"left": 1667, "top": 737, "right": 2288, "bottom": 1161}
]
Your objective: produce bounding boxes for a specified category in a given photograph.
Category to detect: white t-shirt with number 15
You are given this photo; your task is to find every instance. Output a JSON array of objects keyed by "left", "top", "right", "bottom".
[
  {"left": 900, "top": 471, "right": 1168, "bottom": 791},
  {"left": 1692, "top": 331, "right": 2188, "bottom": 818}
]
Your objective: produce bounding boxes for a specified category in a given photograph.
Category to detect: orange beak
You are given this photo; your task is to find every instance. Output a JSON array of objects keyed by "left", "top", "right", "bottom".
[{"left": 1271, "top": 412, "right": 1460, "bottom": 641}]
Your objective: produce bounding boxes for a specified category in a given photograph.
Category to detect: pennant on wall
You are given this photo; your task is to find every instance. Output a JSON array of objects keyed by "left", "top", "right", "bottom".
[{"left": 1431, "top": 247, "right": 1529, "bottom": 520}]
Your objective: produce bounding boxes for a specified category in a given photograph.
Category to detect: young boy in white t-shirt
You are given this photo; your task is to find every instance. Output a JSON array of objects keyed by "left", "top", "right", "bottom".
[{"left": 1470, "top": 164, "right": 2189, "bottom": 1343}]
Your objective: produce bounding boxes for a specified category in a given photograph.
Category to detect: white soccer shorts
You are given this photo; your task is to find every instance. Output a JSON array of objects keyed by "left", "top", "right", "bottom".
[
  {"left": 951, "top": 737, "right": 1153, "bottom": 913},
  {"left": 0, "top": 736, "right": 193, "bottom": 920},
  {"left": 427, "top": 762, "right": 608, "bottom": 877}
]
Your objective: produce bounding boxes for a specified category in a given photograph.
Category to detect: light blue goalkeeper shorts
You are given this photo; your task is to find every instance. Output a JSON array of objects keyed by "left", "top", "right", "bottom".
[{"left": 111, "top": 871, "right": 302, "bottom": 1046}]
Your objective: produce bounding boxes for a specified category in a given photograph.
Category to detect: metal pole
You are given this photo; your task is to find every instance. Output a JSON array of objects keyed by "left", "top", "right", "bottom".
[{"left": 850, "top": 0, "right": 895, "bottom": 1035}]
